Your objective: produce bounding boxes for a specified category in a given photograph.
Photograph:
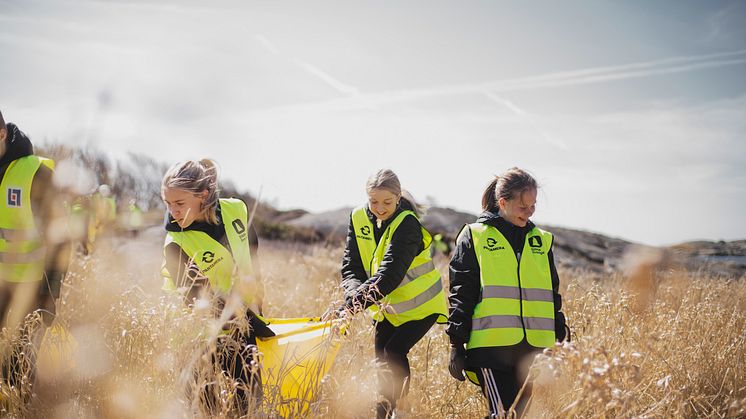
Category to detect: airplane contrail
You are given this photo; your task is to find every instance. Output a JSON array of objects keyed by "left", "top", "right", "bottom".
[
  {"left": 482, "top": 91, "right": 567, "bottom": 149},
  {"left": 256, "top": 49, "right": 746, "bottom": 114},
  {"left": 254, "top": 34, "right": 359, "bottom": 96}
]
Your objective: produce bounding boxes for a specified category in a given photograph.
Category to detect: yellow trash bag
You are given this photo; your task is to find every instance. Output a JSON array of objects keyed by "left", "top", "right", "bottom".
[
  {"left": 37, "top": 323, "right": 78, "bottom": 380},
  {"left": 257, "top": 317, "right": 345, "bottom": 418}
]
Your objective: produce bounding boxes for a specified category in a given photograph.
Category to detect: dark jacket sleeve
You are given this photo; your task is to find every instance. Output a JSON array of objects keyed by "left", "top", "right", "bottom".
[
  {"left": 248, "top": 223, "right": 260, "bottom": 268},
  {"left": 246, "top": 223, "right": 266, "bottom": 314},
  {"left": 351, "top": 215, "right": 423, "bottom": 309},
  {"left": 549, "top": 246, "right": 568, "bottom": 341},
  {"left": 32, "top": 165, "right": 72, "bottom": 321},
  {"left": 340, "top": 215, "right": 368, "bottom": 304},
  {"left": 164, "top": 242, "right": 207, "bottom": 305},
  {"left": 446, "top": 225, "right": 481, "bottom": 346}
]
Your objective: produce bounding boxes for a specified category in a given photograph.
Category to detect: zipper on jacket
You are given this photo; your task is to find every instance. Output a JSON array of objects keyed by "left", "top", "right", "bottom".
[
  {"left": 516, "top": 250, "right": 527, "bottom": 340},
  {"left": 369, "top": 223, "right": 392, "bottom": 279}
]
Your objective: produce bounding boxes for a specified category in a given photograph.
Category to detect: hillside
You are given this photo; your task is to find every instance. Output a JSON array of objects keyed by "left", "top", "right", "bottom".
[
  {"left": 36, "top": 145, "right": 743, "bottom": 278},
  {"left": 284, "top": 206, "right": 745, "bottom": 277}
]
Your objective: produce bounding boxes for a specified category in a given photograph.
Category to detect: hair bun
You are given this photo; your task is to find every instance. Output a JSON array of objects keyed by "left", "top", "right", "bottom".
[
  {"left": 199, "top": 159, "right": 218, "bottom": 176},
  {"left": 199, "top": 158, "right": 216, "bottom": 169}
]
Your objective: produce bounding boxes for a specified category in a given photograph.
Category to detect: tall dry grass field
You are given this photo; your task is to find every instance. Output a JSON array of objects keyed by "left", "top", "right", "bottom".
[{"left": 1, "top": 231, "right": 744, "bottom": 418}]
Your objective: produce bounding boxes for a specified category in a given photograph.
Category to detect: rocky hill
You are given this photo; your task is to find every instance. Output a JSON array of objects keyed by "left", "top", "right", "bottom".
[
  {"left": 284, "top": 206, "right": 745, "bottom": 278},
  {"left": 38, "top": 145, "right": 742, "bottom": 278}
]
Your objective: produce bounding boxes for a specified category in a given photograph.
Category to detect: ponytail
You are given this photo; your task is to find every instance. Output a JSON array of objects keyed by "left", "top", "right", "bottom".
[
  {"left": 481, "top": 177, "right": 500, "bottom": 212},
  {"left": 401, "top": 189, "right": 427, "bottom": 218}
]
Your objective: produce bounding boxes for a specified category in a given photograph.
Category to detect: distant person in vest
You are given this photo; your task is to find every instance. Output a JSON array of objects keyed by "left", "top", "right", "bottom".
[
  {"left": 126, "top": 198, "right": 143, "bottom": 237},
  {"left": 447, "top": 167, "right": 568, "bottom": 418},
  {"left": 334, "top": 168, "right": 448, "bottom": 419},
  {"left": 0, "top": 110, "right": 71, "bottom": 384},
  {"left": 160, "top": 159, "right": 274, "bottom": 414},
  {"left": 91, "top": 184, "right": 117, "bottom": 239}
]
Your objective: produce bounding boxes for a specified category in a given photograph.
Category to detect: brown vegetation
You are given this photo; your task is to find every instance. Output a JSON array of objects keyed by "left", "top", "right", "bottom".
[{"left": 1, "top": 232, "right": 744, "bottom": 418}]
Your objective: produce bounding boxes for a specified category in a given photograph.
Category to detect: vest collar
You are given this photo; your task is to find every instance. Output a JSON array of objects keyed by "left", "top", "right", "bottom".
[
  {"left": 365, "top": 199, "right": 416, "bottom": 231},
  {"left": 476, "top": 210, "right": 535, "bottom": 231},
  {"left": 476, "top": 210, "right": 536, "bottom": 253},
  {"left": 164, "top": 204, "right": 224, "bottom": 233}
]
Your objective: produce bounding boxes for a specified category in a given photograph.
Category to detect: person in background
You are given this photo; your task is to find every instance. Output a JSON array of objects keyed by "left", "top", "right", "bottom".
[
  {"left": 90, "top": 184, "right": 117, "bottom": 239},
  {"left": 127, "top": 198, "right": 143, "bottom": 237},
  {"left": 0, "top": 110, "right": 71, "bottom": 389},
  {"left": 160, "top": 158, "right": 273, "bottom": 414},
  {"left": 332, "top": 168, "right": 448, "bottom": 419},
  {"left": 446, "top": 167, "right": 569, "bottom": 418}
]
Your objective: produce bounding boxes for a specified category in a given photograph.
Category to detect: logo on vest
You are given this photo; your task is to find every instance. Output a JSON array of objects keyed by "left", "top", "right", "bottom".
[
  {"left": 201, "top": 251, "right": 224, "bottom": 272},
  {"left": 7, "top": 188, "right": 22, "bottom": 207},
  {"left": 529, "top": 236, "right": 545, "bottom": 254},
  {"left": 356, "top": 225, "right": 373, "bottom": 241},
  {"left": 232, "top": 219, "right": 248, "bottom": 241},
  {"left": 483, "top": 237, "right": 505, "bottom": 252}
]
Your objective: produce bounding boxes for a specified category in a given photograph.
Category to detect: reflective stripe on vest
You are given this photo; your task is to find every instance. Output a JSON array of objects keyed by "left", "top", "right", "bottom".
[
  {"left": 467, "top": 223, "right": 555, "bottom": 349},
  {"left": 351, "top": 206, "right": 447, "bottom": 326},
  {"left": 162, "top": 198, "right": 254, "bottom": 298},
  {"left": 0, "top": 155, "right": 54, "bottom": 282}
]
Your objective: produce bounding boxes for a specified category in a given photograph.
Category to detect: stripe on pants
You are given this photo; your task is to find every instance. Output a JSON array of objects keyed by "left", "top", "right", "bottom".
[{"left": 481, "top": 367, "right": 505, "bottom": 417}]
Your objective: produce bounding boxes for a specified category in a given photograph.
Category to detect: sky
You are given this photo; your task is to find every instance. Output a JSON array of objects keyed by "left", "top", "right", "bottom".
[{"left": 1, "top": 0, "right": 745, "bottom": 246}]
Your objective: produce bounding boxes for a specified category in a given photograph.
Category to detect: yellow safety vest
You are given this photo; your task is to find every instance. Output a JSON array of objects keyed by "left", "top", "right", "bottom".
[
  {"left": 162, "top": 198, "right": 254, "bottom": 298},
  {"left": 351, "top": 206, "right": 447, "bottom": 326},
  {"left": 0, "top": 155, "right": 55, "bottom": 282},
  {"left": 104, "top": 197, "right": 117, "bottom": 222},
  {"left": 128, "top": 203, "right": 143, "bottom": 228},
  {"left": 467, "top": 223, "right": 556, "bottom": 349}
]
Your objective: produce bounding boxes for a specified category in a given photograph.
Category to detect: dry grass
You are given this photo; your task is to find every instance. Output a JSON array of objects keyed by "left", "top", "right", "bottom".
[{"left": 1, "top": 233, "right": 744, "bottom": 418}]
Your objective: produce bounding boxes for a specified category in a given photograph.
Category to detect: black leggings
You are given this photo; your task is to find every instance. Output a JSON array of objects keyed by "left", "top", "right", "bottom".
[
  {"left": 374, "top": 314, "right": 438, "bottom": 414},
  {"left": 202, "top": 329, "right": 262, "bottom": 415},
  {"left": 472, "top": 364, "right": 532, "bottom": 418}
]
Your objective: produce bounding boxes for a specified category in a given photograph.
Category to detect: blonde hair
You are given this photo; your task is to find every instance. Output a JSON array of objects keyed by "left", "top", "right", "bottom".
[
  {"left": 366, "top": 169, "right": 425, "bottom": 218},
  {"left": 161, "top": 159, "right": 220, "bottom": 224},
  {"left": 481, "top": 167, "right": 538, "bottom": 212}
]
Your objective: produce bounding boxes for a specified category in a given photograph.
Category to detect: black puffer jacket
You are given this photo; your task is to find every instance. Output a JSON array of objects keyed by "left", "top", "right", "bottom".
[
  {"left": 446, "top": 210, "right": 567, "bottom": 370},
  {"left": 340, "top": 200, "right": 424, "bottom": 310}
]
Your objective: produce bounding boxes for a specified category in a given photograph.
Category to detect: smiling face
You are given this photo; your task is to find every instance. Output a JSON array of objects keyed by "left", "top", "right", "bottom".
[
  {"left": 367, "top": 188, "right": 400, "bottom": 222},
  {"left": 498, "top": 188, "right": 537, "bottom": 227},
  {"left": 162, "top": 187, "right": 208, "bottom": 228}
]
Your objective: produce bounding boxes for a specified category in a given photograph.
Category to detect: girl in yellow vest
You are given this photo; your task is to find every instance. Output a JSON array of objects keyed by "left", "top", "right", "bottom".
[
  {"left": 334, "top": 169, "right": 448, "bottom": 419},
  {"left": 1, "top": 110, "right": 71, "bottom": 392},
  {"left": 446, "top": 168, "right": 568, "bottom": 418},
  {"left": 160, "top": 159, "right": 273, "bottom": 414}
]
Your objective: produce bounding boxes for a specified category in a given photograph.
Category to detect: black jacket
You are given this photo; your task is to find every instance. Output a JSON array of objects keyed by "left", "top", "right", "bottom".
[
  {"left": 446, "top": 210, "right": 567, "bottom": 369},
  {"left": 0, "top": 123, "right": 69, "bottom": 314},
  {"left": 162, "top": 203, "right": 270, "bottom": 336},
  {"left": 340, "top": 200, "right": 424, "bottom": 310}
]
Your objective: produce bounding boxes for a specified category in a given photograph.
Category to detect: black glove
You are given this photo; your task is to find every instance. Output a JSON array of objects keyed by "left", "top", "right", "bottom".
[
  {"left": 249, "top": 314, "right": 276, "bottom": 338},
  {"left": 321, "top": 304, "right": 349, "bottom": 321},
  {"left": 449, "top": 344, "right": 466, "bottom": 381},
  {"left": 555, "top": 312, "right": 568, "bottom": 342}
]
